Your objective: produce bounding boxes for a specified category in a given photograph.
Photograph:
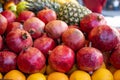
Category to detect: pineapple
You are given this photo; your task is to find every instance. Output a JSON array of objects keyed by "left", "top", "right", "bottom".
[
  {"left": 57, "top": 2, "right": 92, "bottom": 26},
  {"left": 26, "top": 0, "right": 60, "bottom": 13}
]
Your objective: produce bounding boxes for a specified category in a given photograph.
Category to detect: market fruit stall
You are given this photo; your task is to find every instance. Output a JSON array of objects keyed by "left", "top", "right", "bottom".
[{"left": 0, "top": 0, "right": 120, "bottom": 80}]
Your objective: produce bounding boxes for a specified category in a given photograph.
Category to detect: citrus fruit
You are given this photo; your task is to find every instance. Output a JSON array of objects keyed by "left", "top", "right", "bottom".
[
  {"left": 113, "top": 70, "right": 120, "bottom": 80},
  {"left": 27, "top": 73, "right": 46, "bottom": 80},
  {"left": 47, "top": 72, "right": 68, "bottom": 80},
  {"left": 4, "top": 70, "right": 26, "bottom": 80},
  {"left": 100, "top": 62, "right": 106, "bottom": 68},
  {"left": 0, "top": 73, "right": 2, "bottom": 79},
  {"left": 67, "top": 64, "right": 78, "bottom": 75},
  {"left": 92, "top": 68, "right": 114, "bottom": 80},
  {"left": 69, "top": 70, "right": 91, "bottom": 80},
  {"left": 46, "top": 65, "right": 55, "bottom": 75}
]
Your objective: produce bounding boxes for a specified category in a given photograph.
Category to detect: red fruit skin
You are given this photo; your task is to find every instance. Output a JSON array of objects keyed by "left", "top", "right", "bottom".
[
  {"left": 89, "top": 25, "right": 120, "bottom": 52},
  {"left": 45, "top": 20, "right": 68, "bottom": 39},
  {"left": 49, "top": 45, "right": 75, "bottom": 73},
  {"left": 0, "top": 35, "right": 3, "bottom": 50},
  {"left": 62, "top": 28, "right": 85, "bottom": 51},
  {"left": 1, "top": 10, "right": 16, "bottom": 24},
  {"left": 6, "top": 29, "right": 33, "bottom": 54},
  {"left": 37, "top": 8, "right": 57, "bottom": 24},
  {"left": 110, "top": 45, "right": 120, "bottom": 69},
  {"left": 0, "top": 51, "right": 17, "bottom": 73},
  {"left": 17, "top": 47, "right": 46, "bottom": 74},
  {"left": 23, "top": 17, "right": 45, "bottom": 39},
  {"left": 77, "top": 47, "right": 103, "bottom": 72},
  {"left": 80, "top": 13, "right": 107, "bottom": 35},
  {"left": 0, "top": 14, "right": 7, "bottom": 35},
  {"left": 17, "top": 10, "right": 35, "bottom": 23},
  {"left": 6, "top": 22, "right": 23, "bottom": 34},
  {"left": 34, "top": 36, "right": 56, "bottom": 58}
]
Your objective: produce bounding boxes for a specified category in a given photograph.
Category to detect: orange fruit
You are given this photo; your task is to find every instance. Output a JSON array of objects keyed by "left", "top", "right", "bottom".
[
  {"left": 0, "top": 73, "right": 2, "bottom": 79},
  {"left": 27, "top": 73, "right": 46, "bottom": 80},
  {"left": 46, "top": 65, "right": 55, "bottom": 75},
  {"left": 4, "top": 1, "right": 16, "bottom": 10},
  {"left": 4, "top": 70, "right": 26, "bottom": 80},
  {"left": 47, "top": 72, "right": 68, "bottom": 80},
  {"left": 113, "top": 70, "right": 120, "bottom": 80},
  {"left": 91, "top": 68, "right": 114, "bottom": 80},
  {"left": 69, "top": 70, "right": 91, "bottom": 80}
]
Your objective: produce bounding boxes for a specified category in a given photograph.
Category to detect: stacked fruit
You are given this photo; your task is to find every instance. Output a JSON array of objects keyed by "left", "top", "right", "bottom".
[{"left": 0, "top": 0, "right": 120, "bottom": 80}]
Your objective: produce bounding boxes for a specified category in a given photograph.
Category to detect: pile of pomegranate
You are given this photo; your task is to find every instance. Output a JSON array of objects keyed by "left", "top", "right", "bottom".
[{"left": 0, "top": 9, "right": 120, "bottom": 75}]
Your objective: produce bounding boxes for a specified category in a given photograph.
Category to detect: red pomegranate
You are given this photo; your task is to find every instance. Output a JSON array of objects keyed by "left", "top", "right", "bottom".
[
  {"left": 23, "top": 17, "right": 45, "bottom": 39},
  {"left": 77, "top": 47, "right": 103, "bottom": 72},
  {"left": 34, "top": 36, "right": 56, "bottom": 58},
  {"left": 89, "top": 25, "right": 120, "bottom": 52},
  {"left": 45, "top": 20, "right": 68, "bottom": 39},
  {"left": 0, "top": 14, "right": 7, "bottom": 35},
  {"left": 110, "top": 45, "right": 120, "bottom": 69},
  {"left": 48, "top": 45, "right": 75, "bottom": 73},
  {"left": 1, "top": 10, "right": 16, "bottom": 24},
  {"left": 17, "top": 47, "right": 46, "bottom": 74},
  {"left": 37, "top": 8, "right": 57, "bottom": 24},
  {"left": 62, "top": 28, "right": 85, "bottom": 51},
  {"left": 0, "top": 51, "right": 17, "bottom": 73},
  {"left": 17, "top": 10, "right": 35, "bottom": 23},
  {"left": 0, "top": 35, "right": 3, "bottom": 50},
  {"left": 80, "top": 13, "right": 107, "bottom": 35},
  {"left": 6, "top": 29, "right": 33, "bottom": 54},
  {"left": 6, "top": 22, "right": 23, "bottom": 34}
]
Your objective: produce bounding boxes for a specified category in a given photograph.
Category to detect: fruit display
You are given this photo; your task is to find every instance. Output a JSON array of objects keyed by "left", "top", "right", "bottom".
[{"left": 0, "top": 1, "right": 120, "bottom": 80}]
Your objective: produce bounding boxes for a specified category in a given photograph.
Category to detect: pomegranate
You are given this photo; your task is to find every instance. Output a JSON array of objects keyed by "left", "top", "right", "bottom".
[
  {"left": 89, "top": 25, "right": 120, "bottom": 52},
  {"left": 17, "top": 47, "right": 46, "bottom": 74},
  {"left": 6, "top": 22, "right": 23, "bottom": 34},
  {"left": 62, "top": 28, "right": 85, "bottom": 51},
  {"left": 37, "top": 8, "right": 57, "bottom": 24},
  {"left": 23, "top": 17, "right": 45, "bottom": 39},
  {"left": 0, "top": 14, "right": 7, "bottom": 35},
  {"left": 0, "top": 35, "right": 3, "bottom": 50},
  {"left": 110, "top": 45, "right": 120, "bottom": 69},
  {"left": 80, "top": 13, "right": 107, "bottom": 35},
  {"left": 34, "top": 35, "right": 56, "bottom": 58},
  {"left": 45, "top": 20, "right": 68, "bottom": 39},
  {"left": 0, "top": 51, "right": 17, "bottom": 73},
  {"left": 77, "top": 47, "right": 103, "bottom": 72},
  {"left": 48, "top": 45, "right": 75, "bottom": 73},
  {"left": 1, "top": 10, "right": 16, "bottom": 24},
  {"left": 17, "top": 10, "right": 35, "bottom": 23},
  {"left": 6, "top": 29, "right": 33, "bottom": 54}
]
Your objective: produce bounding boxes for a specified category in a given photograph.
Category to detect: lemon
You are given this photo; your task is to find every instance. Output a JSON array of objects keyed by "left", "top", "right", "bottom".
[
  {"left": 70, "top": 70, "right": 91, "bottom": 80},
  {"left": 100, "top": 62, "right": 106, "bottom": 69},
  {"left": 47, "top": 72, "right": 68, "bottom": 80},
  {"left": 16, "top": 1, "right": 28, "bottom": 15},
  {"left": 4, "top": 70, "right": 26, "bottom": 80},
  {"left": 92, "top": 68, "right": 114, "bottom": 80},
  {"left": 0, "top": 73, "right": 2, "bottom": 79},
  {"left": 113, "top": 70, "right": 120, "bottom": 80},
  {"left": 27, "top": 73, "right": 46, "bottom": 80}
]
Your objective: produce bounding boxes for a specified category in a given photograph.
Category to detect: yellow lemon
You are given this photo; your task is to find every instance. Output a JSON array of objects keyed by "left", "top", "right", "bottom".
[
  {"left": 100, "top": 62, "right": 106, "bottom": 68},
  {"left": 47, "top": 72, "right": 68, "bottom": 80},
  {"left": 4, "top": 70, "right": 26, "bottom": 80},
  {"left": 113, "top": 70, "right": 120, "bottom": 80},
  {"left": 92, "top": 68, "right": 114, "bottom": 80},
  {"left": 0, "top": 73, "right": 2, "bottom": 79},
  {"left": 27, "top": 73, "right": 46, "bottom": 80},
  {"left": 70, "top": 70, "right": 91, "bottom": 80}
]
